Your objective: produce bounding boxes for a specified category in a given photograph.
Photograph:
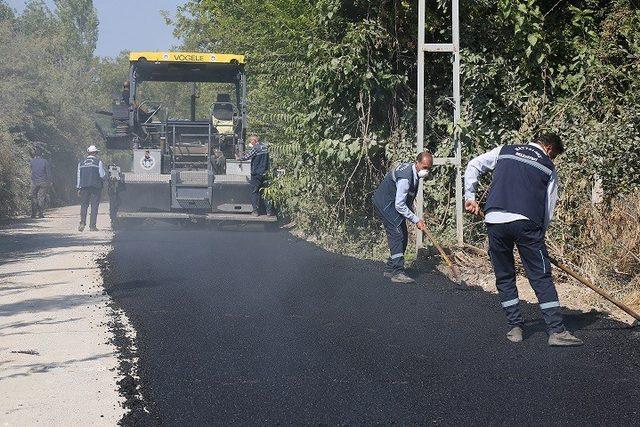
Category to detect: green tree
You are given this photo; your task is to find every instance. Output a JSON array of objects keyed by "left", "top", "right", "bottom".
[
  {"left": 55, "top": 0, "right": 99, "bottom": 61},
  {"left": 172, "top": 0, "right": 640, "bottom": 258},
  {"left": 0, "top": 0, "right": 106, "bottom": 215}
]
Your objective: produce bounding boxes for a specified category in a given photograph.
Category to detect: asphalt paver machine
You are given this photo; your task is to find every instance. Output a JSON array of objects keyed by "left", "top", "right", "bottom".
[{"left": 98, "top": 51, "right": 275, "bottom": 225}]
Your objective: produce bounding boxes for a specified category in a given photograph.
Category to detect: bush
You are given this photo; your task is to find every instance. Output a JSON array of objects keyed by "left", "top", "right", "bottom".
[{"left": 0, "top": 0, "right": 105, "bottom": 216}]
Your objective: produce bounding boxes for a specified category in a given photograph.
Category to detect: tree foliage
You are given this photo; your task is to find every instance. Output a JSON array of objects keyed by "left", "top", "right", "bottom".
[
  {"left": 174, "top": 0, "right": 640, "bottom": 255},
  {"left": 55, "top": 0, "right": 99, "bottom": 61},
  {"left": 0, "top": 0, "right": 103, "bottom": 216}
]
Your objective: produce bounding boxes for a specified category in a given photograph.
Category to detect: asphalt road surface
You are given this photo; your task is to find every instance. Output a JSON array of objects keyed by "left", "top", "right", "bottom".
[{"left": 103, "top": 228, "right": 640, "bottom": 425}]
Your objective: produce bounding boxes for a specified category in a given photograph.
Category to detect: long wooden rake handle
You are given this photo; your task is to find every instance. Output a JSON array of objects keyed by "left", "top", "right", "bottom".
[
  {"left": 548, "top": 256, "right": 640, "bottom": 322},
  {"left": 421, "top": 226, "right": 461, "bottom": 281}
]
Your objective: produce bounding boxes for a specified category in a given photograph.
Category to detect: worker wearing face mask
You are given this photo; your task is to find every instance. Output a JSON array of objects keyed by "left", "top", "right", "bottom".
[{"left": 372, "top": 151, "right": 433, "bottom": 283}]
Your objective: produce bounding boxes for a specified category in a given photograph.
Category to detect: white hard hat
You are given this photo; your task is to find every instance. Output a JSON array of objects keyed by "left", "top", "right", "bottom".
[{"left": 87, "top": 145, "right": 99, "bottom": 153}]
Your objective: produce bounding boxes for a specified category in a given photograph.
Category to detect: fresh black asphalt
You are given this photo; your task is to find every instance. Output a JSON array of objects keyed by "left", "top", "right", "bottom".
[{"left": 103, "top": 228, "right": 640, "bottom": 425}]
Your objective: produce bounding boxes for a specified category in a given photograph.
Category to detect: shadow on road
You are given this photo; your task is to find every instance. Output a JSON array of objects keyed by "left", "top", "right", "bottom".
[
  {"left": 0, "top": 232, "right": 105, "bottom": 265},
  {"left": 0, "top": 217, "right": 41, "bottom": 231},
  {"left": 0, "top": 352, "right": 114, "bottom": 382},
  {"left": 0, "top": 266, "right": 96, "bottom": 279},
  {"left": 0, "top": 317, "right": 83, "bottom": 332},
  {"left": 0, "top": 294, "right": 98, "bottom": 317},
  {"left": 521, "top": 310, "right": 605, "bottom": 339}
]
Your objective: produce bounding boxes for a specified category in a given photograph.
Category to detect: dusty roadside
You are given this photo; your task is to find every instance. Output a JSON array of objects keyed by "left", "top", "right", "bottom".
[
  {"left": 0, "top": 205, "right": 129, "bottom": 425},
  {"left": 293, "top": 228, "right": 639, "bottom": 325},
  {"left": 441, "top": 247, "right": 639, "bottom": 325}
]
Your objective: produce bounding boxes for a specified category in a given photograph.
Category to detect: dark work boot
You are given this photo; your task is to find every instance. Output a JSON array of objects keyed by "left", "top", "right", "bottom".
[{"left": 78, "top": 223, "right": 85, "bottom": 232}]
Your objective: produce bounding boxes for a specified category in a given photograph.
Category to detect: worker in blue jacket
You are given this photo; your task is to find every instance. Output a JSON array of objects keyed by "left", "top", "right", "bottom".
[
  {"left": 237, "top": 134, "right": 274, "bottom": 216},
  {"left": 464, "top": 133, "right": 583, "bottom": 347},
  {"left": 372, "top": 151, "right": 432, "bottom": 283}
]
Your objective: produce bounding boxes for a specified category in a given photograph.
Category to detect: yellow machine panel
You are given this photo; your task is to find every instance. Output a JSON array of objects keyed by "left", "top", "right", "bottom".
[{"left": 129, "top": 51, "right": 245, "bottom": 64}]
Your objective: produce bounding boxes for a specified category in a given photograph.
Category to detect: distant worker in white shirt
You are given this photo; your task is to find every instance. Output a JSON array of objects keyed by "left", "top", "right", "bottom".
[{"left": 76, "top": 145, "right": 106, "bottom": 232}]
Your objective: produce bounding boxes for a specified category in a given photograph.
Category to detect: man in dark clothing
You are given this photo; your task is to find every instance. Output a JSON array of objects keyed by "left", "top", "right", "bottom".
[
  {"left": 29, "top": 148, "right": 52, "bottom": 218},
  {"left": 464, "top": 133, "right": 583, "bottom": 347},
  {"left": 236, "top": 134, "right": 274, "bottom": 216},
  {"left": 77, "top": 145, "right": 106, "bottom": 231},
  {"left": 210, "top": 149, "right": 226, "bottom": 175},
  {"left": 107, "top": 165, "right": 124, "bottom": 227},
  {"left": 372, "top": 151, "right": 432, "bottom": 283},
  {"left": 122, "top": 81, "right": 130, "bottom": 106}
]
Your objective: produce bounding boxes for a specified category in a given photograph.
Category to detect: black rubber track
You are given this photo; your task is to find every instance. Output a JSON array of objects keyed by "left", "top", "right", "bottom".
[{"left": 103, "top": 229, "right": 640, "bottom": 425}]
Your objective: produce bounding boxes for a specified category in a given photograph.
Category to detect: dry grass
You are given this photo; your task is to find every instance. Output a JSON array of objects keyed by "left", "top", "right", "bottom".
[
  {"left": 452, "top": 192, "right": 640, "bottom": 322},
  {"left": 551, "top": 192, "right": 640, "bottom": 306},
  {"left": 625, "top": 290, "right": 640, "bottom": 315}
]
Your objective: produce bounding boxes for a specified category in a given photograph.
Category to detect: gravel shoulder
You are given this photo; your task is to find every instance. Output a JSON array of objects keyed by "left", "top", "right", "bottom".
[
  {"left": 442, "top": 248, "right": 639, "bottom": 325},
  {"left": 0, "top": 205, "right": 127, "bottom": 425}
]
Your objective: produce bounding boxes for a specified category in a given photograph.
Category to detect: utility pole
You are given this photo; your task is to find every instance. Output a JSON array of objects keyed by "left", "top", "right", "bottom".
[
  {"left": 416, "top": 0, "right": 426, "bottom": 249},
  {"left": 416, "top": 0, "right": 463, "bottom": 247}
]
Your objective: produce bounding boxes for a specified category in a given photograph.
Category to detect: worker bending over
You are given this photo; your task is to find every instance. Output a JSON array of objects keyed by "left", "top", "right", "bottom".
[
  {"left": 372, "top": 151, "right": 432, "bottom": 283},
  {"left": 464, "top": 133, "right": 583, "bottom": 347},
  {"left": 236, "top": 134, "right": 274, "bottom": 216},
  {"left": 77, "top": 145, "right": 106, "bottom": 232}
]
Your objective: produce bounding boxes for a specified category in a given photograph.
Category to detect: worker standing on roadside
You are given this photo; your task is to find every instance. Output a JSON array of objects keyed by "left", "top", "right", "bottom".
[
  {"left": 372, "top": 151, "right": 432, "bottom": 284},
  {"left": 29, "top": 146, "right": 52, "bottom": 219},
  {"left": 464, "top": 133, "right": 583, "bottom": 347},
  {"left": 77, "top": 145, "right": 106, "bottom": 232},
  {"left": 236, "top": 134, "right": 274, "bottom": 216}
]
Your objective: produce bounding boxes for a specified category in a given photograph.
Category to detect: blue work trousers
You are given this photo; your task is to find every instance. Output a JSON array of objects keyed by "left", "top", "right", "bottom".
[
  {"left": 79, "top": 187, "right": 102, "bottom": 228},
  {"left": 374, "top": 206, "right": 408, "bottom": 274},
  {"left": 249, "top": 174, "right": 273, "bottom": 215},
  {"left": 487, "top": 220, "right": 565, "bottom": 334}
]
